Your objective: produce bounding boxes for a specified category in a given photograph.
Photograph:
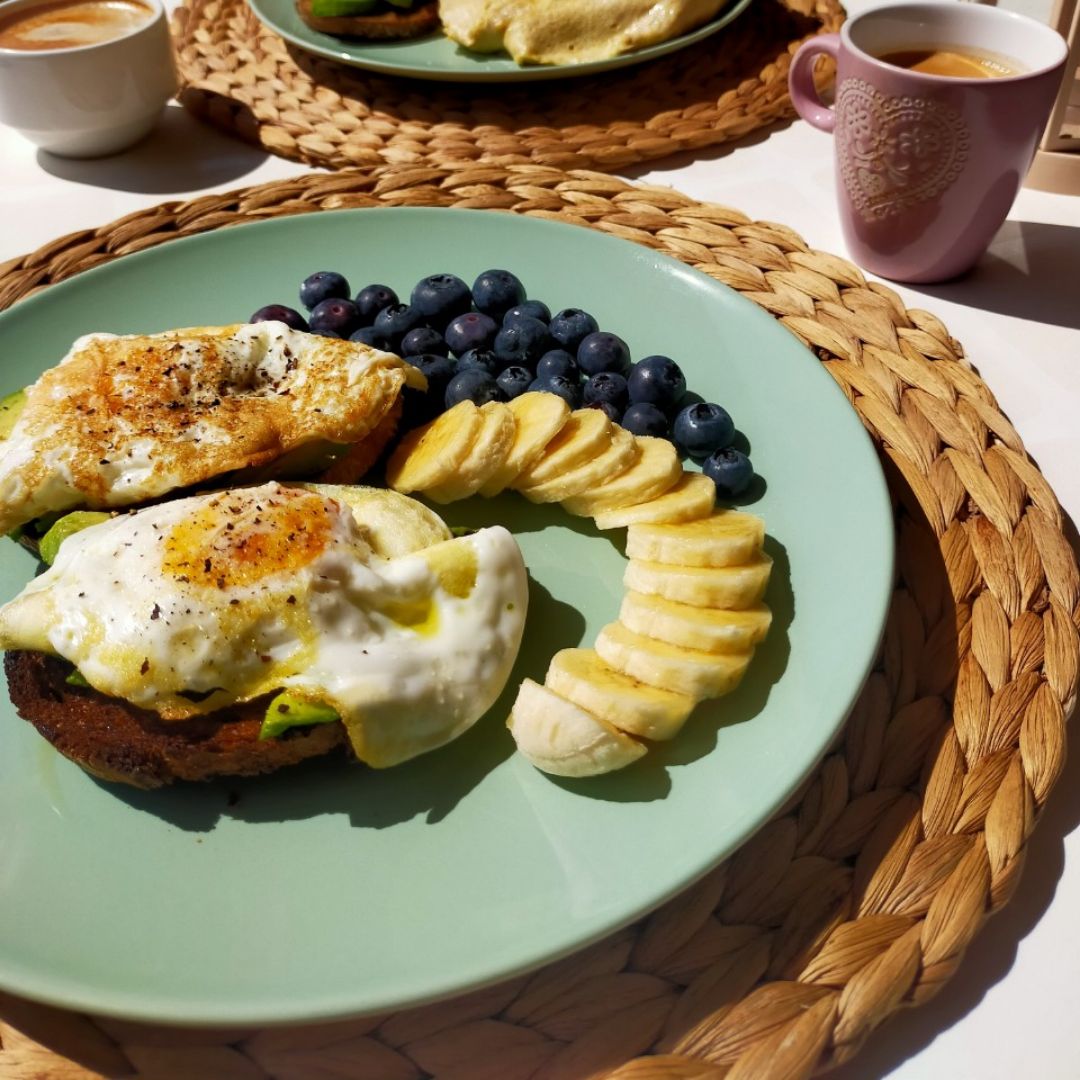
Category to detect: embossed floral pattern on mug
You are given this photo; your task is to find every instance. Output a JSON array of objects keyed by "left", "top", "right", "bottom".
[{"left": 836, "top": 79, "right": 970, "bottom": 221}]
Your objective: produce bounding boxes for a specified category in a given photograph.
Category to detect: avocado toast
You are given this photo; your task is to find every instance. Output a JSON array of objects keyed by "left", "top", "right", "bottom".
[{"left": 296, "top": 0, "right": 439, "bottom": 39}]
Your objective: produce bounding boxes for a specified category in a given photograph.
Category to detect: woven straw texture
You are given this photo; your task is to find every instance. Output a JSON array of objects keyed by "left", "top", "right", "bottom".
[
  {"left": 0, "top": 165, "right": 1076, "bottom": 1080},
  {"left": 171, "top": 0, "right": 842, "bottom": 172}
]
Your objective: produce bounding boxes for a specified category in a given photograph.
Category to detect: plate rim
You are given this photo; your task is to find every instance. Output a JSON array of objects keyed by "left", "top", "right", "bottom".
[
  {"left": 0, "top": 206, "right": 895, "bottom": 1025},
  {"left": 246, "top": 0, "right": 756, "bottom": 82}
]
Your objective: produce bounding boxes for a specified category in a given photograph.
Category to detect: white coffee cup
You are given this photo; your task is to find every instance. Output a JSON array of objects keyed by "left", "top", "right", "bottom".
[{"left": 0, "top": 0, "right": 177, "bottom": 157}]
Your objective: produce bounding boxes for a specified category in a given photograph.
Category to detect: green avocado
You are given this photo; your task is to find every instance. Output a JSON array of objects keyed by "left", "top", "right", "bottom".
[
  {"left": 307, "top": 0, "right": 379, "bottom": 16},
  {"left": 39, "top": 511, "right": 112, "bottom": 566},
  {"left": 0, "top": 389, "right": 26, "bottom": 440},
  {"left": 259, "top": 691, "right": 340, "bottom": 741}
]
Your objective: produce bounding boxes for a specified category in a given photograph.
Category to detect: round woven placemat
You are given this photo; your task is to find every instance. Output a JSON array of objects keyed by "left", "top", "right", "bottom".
[
  {"left": 171, "top": 0, "right": 842, "bottom": 172},
  {"left": 0, "top": 164, "right": 1076, "bottom": 1080}
]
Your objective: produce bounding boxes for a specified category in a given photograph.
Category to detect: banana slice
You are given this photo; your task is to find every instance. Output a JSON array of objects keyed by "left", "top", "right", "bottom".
[
  {"left": 624, "top": 553, "right": 772, "bottom": 609},
  {"left": 385, "top": 401, "right": 482, "bottom": 494},
  {"left": 562, "top": 437, "right": 681, "bottom": 517},
  {"left": 480, "top": 392, "right": 570, "bottom": 497},
  {"left": 620, "top": 592, "right": 772, "bottom": 654},
  {"left": 546, "top": 648, "right": 695, "bottom": 741},
  {"left": 508, "top": 678, "right": 646, "bottom": 777},
  {"left": 626, "top": 510, "right": 766, "bottom": 568},
  {"left": 518, "top": 425, "right": 639, "bottom": 504},
  {"left": 425, "top": 401, "right": 516, "bottom": 504},
  {"left": 592, "top": 472, "right": 717, "bottom": 530},
  {"left": 595, "top": 622, "right": 751, "bottom": 699},
  {"left": 511, "top": 408, "right": 613, "bottom": 489}
]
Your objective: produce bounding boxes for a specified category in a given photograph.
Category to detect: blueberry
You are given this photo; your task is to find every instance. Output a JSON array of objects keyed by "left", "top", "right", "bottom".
[
  {"left": 672, "top": 402, "right": 735, "bottom": 458},
  {"left": 354, "top": 284, "right": 398, "bottom": 325},
  {"left": 530, "top": 375, "right": 582, "bottom": 409},
  {"left": 401, "top": 327, "right": 449, "bottom": 358},
  {"left": 446, "top": 369, "right": 503, "bottom": 408},
  {"left": 250, "top": 304, "right": 309, "bottom": 332},
  {"left": 621, "top": 402, "right": 669, "bottom": 438},
  {"left": 577, "top": 331, "right": 631, "bottom": 377},
  {"left": 300, "top": 271, "right": 350, "bottom": 311},
  {"left": 407, "top": 353, "right": 456, "bottom": 400},
  {"left": 504, "top": 300, "right": 551, "bottom": 326},
  {"left": 456, "top": 349, "right": 500, "bottom": 377},
  {"left": 494, "top": 316, "right": 552, "bottom": 367},
  {"left": 536, "top": 349, "right": 579, "bottom": 382},
  {"left": 586, "top": 400, "right": 621, "bottom": 423},
  {"left": 410, "top": 274, "right": 473, "bottom": 329},
  {"left": 496, "top": 365, "right": 534, "bottom": 400},
  {"left": 349, "top": 326, "right": 388, "bottom": 349},
  {"left": 627, "top": 355, "right": 686, "bottom": 412},
  {"left": 702, "top": 447, "right": 754, "bottom": 498},
  {"left": 309, "top": 297, "right": 360, "bottom": 338},
  {"left": 373, "top": 304, "right": 425, "bottom": 350},
  {"left": 549, "top": 308, "right": 599, "bottom": 353},
  {"left": 445, "top": 312, "right": 498, "bottom": 357},
  {"left": 472, "top": 269, "right": 526, "bottom": 318},
  {"left": 583, "top": 371, "right": 628, "bottom": 411}
]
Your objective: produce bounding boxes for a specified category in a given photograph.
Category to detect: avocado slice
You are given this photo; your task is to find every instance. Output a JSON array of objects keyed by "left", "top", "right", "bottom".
[
  {"left": 0, "top": 389, "right": 26, "bottom": 440},
  {"left": 38, "top": 511, "right": 112, "bottom": 566},
  {"left": 307, "top": 0, "right": 379, "bottom": 17},
  {"left": 259, "top": 691, "right": 340, "bottom": 741}
]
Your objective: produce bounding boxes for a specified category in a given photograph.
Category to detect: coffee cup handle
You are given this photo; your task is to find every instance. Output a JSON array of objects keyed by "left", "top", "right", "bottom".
[{"left": 789, "top": 34, "right": 841, "bottom": 133}]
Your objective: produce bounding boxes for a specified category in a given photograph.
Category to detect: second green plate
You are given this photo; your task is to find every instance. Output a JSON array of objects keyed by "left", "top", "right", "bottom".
[{"left": 248, "top": 0, "right": 755, "bottom": 81}]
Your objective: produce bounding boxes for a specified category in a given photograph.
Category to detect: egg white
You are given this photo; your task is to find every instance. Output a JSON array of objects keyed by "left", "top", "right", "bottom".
[
  {"left": 0, "top": 322, "right": 415, "bottom": 536},
  {"left": 440, "top": 0, "right": 728, "bottom": 65},
  {"left": 0, "top": 482, "right": 528, "bottom": 768}
]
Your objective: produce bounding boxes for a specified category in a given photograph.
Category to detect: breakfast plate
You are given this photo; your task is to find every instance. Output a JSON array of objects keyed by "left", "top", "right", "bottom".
[
  {"left": 0, "top": 207, "right": 892, "bottom": 1025},
  {"left": 246, "top": 0, "right": 756, "bottom": 82}
]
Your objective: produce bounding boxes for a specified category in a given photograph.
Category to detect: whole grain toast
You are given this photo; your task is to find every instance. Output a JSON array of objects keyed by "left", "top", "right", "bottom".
[
  {"left": 296, "top": 0, "right": 439, "bottom": 39},
  {"left": 5, "top": 651, "right": 347, "bottom": 789}
]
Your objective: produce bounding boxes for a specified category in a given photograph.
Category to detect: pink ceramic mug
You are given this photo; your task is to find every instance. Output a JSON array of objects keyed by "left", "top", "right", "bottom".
[{"left": 789, "top": 3, "right": 1067, "bottom": 283}]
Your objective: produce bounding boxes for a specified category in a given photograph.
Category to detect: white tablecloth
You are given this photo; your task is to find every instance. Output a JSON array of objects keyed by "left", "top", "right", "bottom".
[{"left": 1, "top": 0, "right": 1078, "bottom": 1074}]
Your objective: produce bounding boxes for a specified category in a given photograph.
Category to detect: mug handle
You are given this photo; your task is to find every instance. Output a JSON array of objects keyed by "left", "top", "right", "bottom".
[{"left": 788, "top": 34, "right": 841, "bottom": 133}]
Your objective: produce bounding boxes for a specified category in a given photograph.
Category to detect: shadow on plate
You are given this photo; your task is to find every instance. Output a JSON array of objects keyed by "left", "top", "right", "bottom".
[
  {"left": 434, "top": 492, "right": 619, "bottom": 544},
  {"left": 543, "top": 531, "right": 793, "bottom": 804},
  {"left": 98, "top": 504, "right": 788, "bottom": 823},
  {"left": 101, "top": 573, "right": 584, "bottom": 832}
]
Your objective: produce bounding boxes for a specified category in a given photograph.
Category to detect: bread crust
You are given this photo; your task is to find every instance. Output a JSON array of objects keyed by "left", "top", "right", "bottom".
[
  {"left": 297, "top": 0, "right": 439, "bottom": 39},
  {"left": 4, "top": 651, "right": 347, "bottom": 789}
]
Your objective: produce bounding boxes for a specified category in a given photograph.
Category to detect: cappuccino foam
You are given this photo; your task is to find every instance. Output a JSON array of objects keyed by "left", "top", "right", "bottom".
[{"left": 0, "top": 0, "right": 154, "bottom": 51}]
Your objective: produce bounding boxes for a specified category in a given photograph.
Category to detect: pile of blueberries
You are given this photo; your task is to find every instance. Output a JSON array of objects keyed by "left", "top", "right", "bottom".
[{"left": 250, "top": 269, "right": 755, "bottom": 497}]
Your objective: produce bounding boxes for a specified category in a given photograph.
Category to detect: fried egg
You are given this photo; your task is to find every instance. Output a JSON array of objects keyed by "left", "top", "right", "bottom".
[
  {"left": 0, "top": 482, "right": 528, "bottom": 768},
  {"left": 0, "top": 323, "right": 420, "bottom": 536},
  {"left": 440, "top": 0, "right": 728, "bottom": 65}
]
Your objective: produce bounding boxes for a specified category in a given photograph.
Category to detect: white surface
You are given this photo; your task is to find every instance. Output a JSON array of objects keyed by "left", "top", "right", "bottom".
[{"left": 0, "top": 0, "right": 1078, "bottom": 1075}]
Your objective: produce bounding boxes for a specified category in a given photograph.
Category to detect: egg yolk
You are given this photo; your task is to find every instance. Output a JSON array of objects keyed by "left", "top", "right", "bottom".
[{"left": 162, "top": 488, "right": 333, "bottom": 589}]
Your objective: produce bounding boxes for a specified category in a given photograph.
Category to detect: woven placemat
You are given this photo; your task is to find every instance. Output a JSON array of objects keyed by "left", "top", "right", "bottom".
[
  {"left": 171, "top": 0, "right": 842, "bottom": 173},
  {"left": 0, "top": 164, "right": 1076, "bottom": 1080}
]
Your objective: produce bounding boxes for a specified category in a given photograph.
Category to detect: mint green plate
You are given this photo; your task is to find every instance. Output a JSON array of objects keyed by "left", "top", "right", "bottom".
[
  {"left": 247, "top": 0, "right": 754, "bottom": 81},
  {"left": 0, "top": 208, "right": 892, "bottom": 1025}
]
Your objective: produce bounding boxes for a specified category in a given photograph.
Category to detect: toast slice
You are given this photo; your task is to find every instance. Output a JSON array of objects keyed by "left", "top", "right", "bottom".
[{"left": 5, "top": 651, "right": 347, "bottom": 789}]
